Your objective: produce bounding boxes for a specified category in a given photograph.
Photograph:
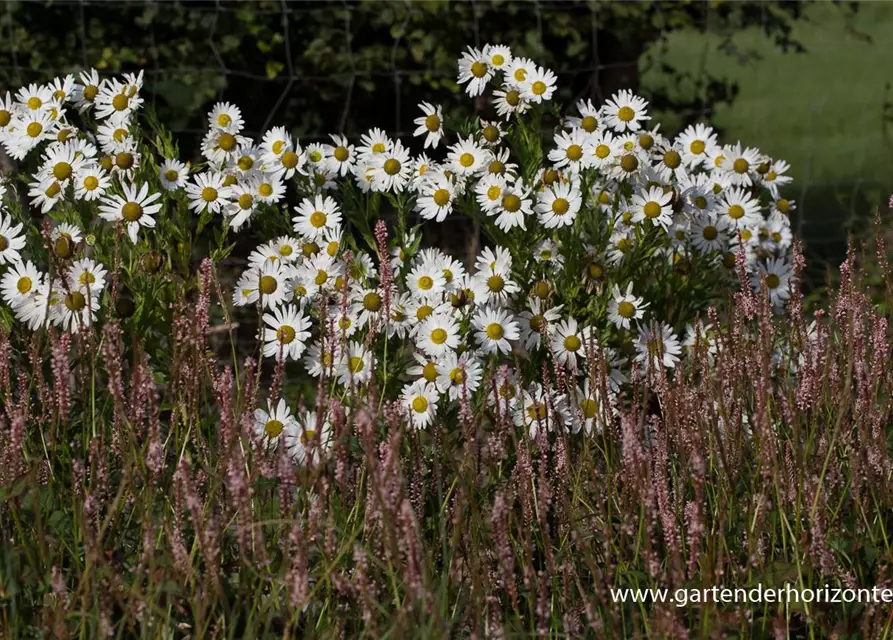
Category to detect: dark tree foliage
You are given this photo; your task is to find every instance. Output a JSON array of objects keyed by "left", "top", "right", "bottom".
[{"left": 0, "top": 0, "right": 822, "bottom": 157}]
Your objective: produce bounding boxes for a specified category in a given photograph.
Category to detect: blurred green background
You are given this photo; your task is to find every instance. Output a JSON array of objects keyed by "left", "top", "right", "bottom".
[{"left": 1, "top": 0, "right": 891, "bottom": 279}]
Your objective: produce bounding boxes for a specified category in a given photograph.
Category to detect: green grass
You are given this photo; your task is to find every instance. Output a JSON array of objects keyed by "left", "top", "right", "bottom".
[{"left": 641, "top": 1, "right": 893, "bottom": 272}]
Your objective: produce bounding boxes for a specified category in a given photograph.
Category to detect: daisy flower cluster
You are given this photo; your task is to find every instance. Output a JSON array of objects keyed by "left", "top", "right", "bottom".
[{"left": 0, "top": 44, "right": 797, "bottom": 449}]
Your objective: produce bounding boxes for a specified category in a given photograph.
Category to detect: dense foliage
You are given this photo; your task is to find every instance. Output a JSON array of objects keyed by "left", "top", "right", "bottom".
[{"left": 0, "top": 40, "right": 888, "bottom": 640}]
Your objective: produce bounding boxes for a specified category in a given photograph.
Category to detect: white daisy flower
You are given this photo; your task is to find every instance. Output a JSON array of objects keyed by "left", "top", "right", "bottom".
[
  {"left": 601, "top": 89, "right": 650, "bottom": 133},
  {"left": 634, "top": 322, "right": 682, "bottom": 371},
  {"left": 483, "top": 44, "right": 513, "bottom": 72},
  {"left": 447, "top": 136, "right": 487, "bottom": 177},
  {"left": 369, "top": 139, "right": 411, "bottom": 193},
  {"left": 337, "top": 341, "right": 373, "bottom": 387},
  {"left": 97, "top": 181, "right": 162, "bottom": 244},
  {"left": 751, "top": 257, "right": 795, "bottom": 308},
  {"left": 472, "top": 306, "right": 519, "bottom": 355},
  {"left": 457, "top": 46, "right": 494, "bottom": 97},
  {"left": 156, "top": 159, "right": 187, "bottom": 191},
  {"left": 72, "top": 69, "right": 103, "bottom": 112},
  {"left": 49, "top": 285, "right": 100, "bottom": 334},
  {"left": 28, "top": 177, "right": 65, "bottom": 214},
  {"left": 356, "top": 127, "right": 391, "bottom": 161},
  {"left": 535, "top": 181, "right": 582, "bottom": 229},
  {"left": 676, "top": 123, "right": 718, "bottom": 169},
  {"left": 690, "top": 214, "right": 729, "bottom": 254},
  {"left": 406, "top": 261, "right": 446, "bottom": 301},
  {"left": 413, "top": 102, "right": 444, "bottom": 149},
  {"left": 415, "top": 174, "right": 456, "bottom": 222},
  {"left": 292, "top": 194, "right": 342, "bottom": 241},
  {"left": 721, "top": 142, "right": 762, "bottom": 187},
  {"left": 208, "top": 102, "right": 244, "bottom": 133},
  {"left": 401, "top": 380, "right": 439, "bottom": 429},
  {"left": 630, "top": 186, "right": 673, "bottom": 230},
  {"left": 505, "top": 57, "right": 536, "bottom": 87},
  {"left": 253, "top": 398, "right": 297, "bottom": 447},
  {"left": 303, "top": 338, "right": 342, "bottom": 379},
  {"left": 285, "top": 410, "right": 332, "bottom": 466},
  {"left": 719, "top": 187, "right": 761, "bottom": 231},
  {"left": 261, "top": 304, "right": 312, "bottom": 361},
  {"left": 185, "top": 171, "right": 232, "bottom": 216},
  {"left": 548, "top": 128, "right": 589, "bottom": 174},
  {"left": 0, "top": 260, "right": 43, "bottom": 308},
  {"left": 550, "top": 317, "right": 587, "bottom": 369},
  {"left": 521, "top": 65, "right": 557, "bottom": 104},
  {"left": 493, "top": 85, "right": 530, "bottom": 120},
  {"left": 607, "top": 283, "right": 648, "bottom": 330},
  {"left": 565, "top": 98, "right": 600, "bottom": 135},
  {"left": 489, "top": 179, "right": 533, "bottom": 232},
  {"left": 518, "top": 298, "right": 562, "bottom": 351},
  {"left": 416, "top": 312, "right": 460, "bottom": 357},
  {"left": 67, "top": 258, "right": 107, "bottom": 295},
  {"left": 436, "top": 351, "right": 483, "bottom": 401},
  {"left": 73, "top": 164, "right": 111, "bottom": 201},
  {"left": 0, "top": 211, "right": 26, "bottom": 265}
]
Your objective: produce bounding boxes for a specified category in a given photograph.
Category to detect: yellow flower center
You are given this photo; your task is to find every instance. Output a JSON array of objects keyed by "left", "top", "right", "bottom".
[
  {"left": 459, "top": 152, "right": 475, "bottom": 168},
  {"left": 618, "top": 301, "right": 636, "bottom": 318},
  {"left": 728, "top": 204, "right": 744, "bottom": 220},
  {"left": 581, "top": 115, "right": 598, "bottom": 133},
  {"left": 265, "top": 419, "right": 284, "bottom": 438},
  {"left": 433, "top": 188, "right": 451, "bottom": 207},
  {"left": 272, "top": 140, "right": 285, "bottom": 155},
  {"left": 52, "top": 162, "right": 73, "bottom": 181},
  {"left": 690, "top": 140, "right": 705, "bottom": 155},
  {"left": 349, "top": 356, "right": 365, "bottom": 373},
  {"left": 531, "top": 80, "right": 547, "bottom": 96},
  {"left": 201, "top": 186, "right": 218, "bottom": 202},
  {"left": 425, "top": 114, "right": 441, "bottom": 132},
  {"left": 16, "top": 277, "right": 32, "bottom": 294},
  {"left": 663, "top": 150, "right": 682, "bottom": 169},
  {"left": 595, "top": 144, "right": 611, "bottom": 159},
  {"left": 527, "top": 403, "right": 547, "bottom": 421},
  {"left": 766, "top": 274, "right": 780, "bottom": 289},
  {"left": 777, "top": 199, "right": 790, "bottom": 214},
  {"left": 694, "top": 196, "right": 707, "bottom": 210},
  {"left": 534, "top": 281, "right": 550, "bottom": 299},
  {"left": 45, "top": 182, "right": 62, "bottom": 198},
  {"left": 639, "top": 133, "right": 654, "bottom": 150},
  {"left": 27, "top": 122, "right": 43, "bottom": 138},
  {"left": 217, "top": 113, "right": 231, "bottom": 128},
  {"left": 218, "top": 133, "right": 236, "bottom": 151},
  {"left": 412, "top": 396, "right": 429, "bottom": 413},
  {"left": 486, "top": 323, "right": 504, "bottom": 340},
  {"left": 417, "top": 275, "right": 434, "bottom": 291},
  {"left": 54, "top": 237, "right": 73, "bottom": 258},
  {"left": 483, "top": 125, "right": 500, "bottom": 142},
  {"left": 112, "top": 93, "right": 129, "bottom": 111},
  {"left": 383, "top": 158, "right": 401, "bottom": 175},
  {"left": 64, "top": 291, "right": 86, "bottom": 311},
  {"left": 431, "top": 328, "right": 448, "bottom": 345},
  {"left": 310, "top": 211, "right": 327, "bottom": 228},
  {"left": 581, "top": 398, "right": 597, "bottom": 419},
  {"left": 0, "top": 110, "right": 10, "bottom": 127},
  {"left": 302, "top": 241, "right": 319, "bottom": 257},
  {"left": 416, "top": 304, "right": 433, "bottom": 321},
  {"left": 487, "top": 274, "right": 505, "bottom": 293},
  {"left": 259, "top": 275, "right": 278, "bottom": 294},
  {"left": 702, "top": 226, "right": 718, "bottom": 241},
  {"left": 617, "top": 106, "right": 635, "bottom": 122},
  {"left": 122, "top": 202, "right": 143, "bottom": 222},
  {"left": 371, "top": 142, "right": 386, "bottom": 154},
  {"left": 563, "top": 335, "right": 581, "bottom": 352},
  {"left": 620, "top": 155, "right": 638, "bottom": 173},
  {"left": 116, "top": 152, "right": 134, "bottom": 169},
  {"left": 27, "top": 97, "right": 42, "bottom": 110},
  {"left": 643, "top": 202, "right": 661, "bottom": 219},
  {"left": 486, "top": 185, "right": 501, "bottom": 201},
  {"left": 505, "top": 90, "right": 521, "bottom": 106},
  {"left": 422, "top": 361, "right": 438, "bottom": 382},
  {"left": 471, "top": 61, "right": 488, "bottom": 78},
  {"left": 488, "top": 160, "right": 505, "bottom": 175},
  {"left": 277, "top": 325, "right": 296, "bottom": 344},
  {"left": 281, "top": 150, "right": 299, "bottom": 169},
  {"left": 502, "top": 194, "right": 521, "bottom": 213},
  {"left": 491, "top": 54, "right": 505, "bottom": 66},
  {"left": 334, "top": 146, "right": 349, "bottom": 162},
  {"left": 733, "top": 158, "right": 749, "bottom": 174},
  {"left": 363, "top": 292, "right": 381, "bottom": 311},
  {"left": 238, "top": 193, "right": 254, "bottom": 210},
  {"left": 551, "top": 198, "right": 569, "bottom": 216},
  {"left": 315, "top": 269, "right": 328, "bottom": 286},
  {"left": 566, "top": 144, "right": 583, "bottom": 161}
]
